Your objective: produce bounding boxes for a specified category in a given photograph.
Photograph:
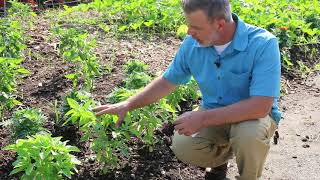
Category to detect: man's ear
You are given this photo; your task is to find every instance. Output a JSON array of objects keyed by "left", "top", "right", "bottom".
[{"left": 217, "top": 18, "right": 226, "bottom": 30}]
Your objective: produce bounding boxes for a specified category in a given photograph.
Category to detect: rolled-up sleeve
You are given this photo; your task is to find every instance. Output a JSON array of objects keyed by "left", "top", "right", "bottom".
[
  {"left": 163, "top": 39, "right": 191, "bottom": 85},
  {"left": 250, "top": 38, "right": 281, "bottom": 97}
]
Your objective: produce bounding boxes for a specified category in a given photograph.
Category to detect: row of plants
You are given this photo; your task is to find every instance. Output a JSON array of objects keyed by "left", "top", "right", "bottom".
[
  {"left": 3, "top": 59, "right": 200, "bottom": 178},
  {"left": 60, "top": 0, "right": 183, "bottom": 35},
  {"left": 1, "top": 2, "right": 81, "bottom": 180},
  {"left": 53, "top": 27, "right": 101, "bottom": 91},
  {"left": 231, "top": 0, "right": 320, "bottom": 73},
  {"left": 57, "top": 60, "right": 200, "bottom": 172},
  {"left": 58, "top": 0, "right": 320, "bottom": 42},
  {"left": 57, "top": 0, "right": 320, "bottom": 75},
  {"left": 0, "top": 1, "right": 34, "bottom": 120}
]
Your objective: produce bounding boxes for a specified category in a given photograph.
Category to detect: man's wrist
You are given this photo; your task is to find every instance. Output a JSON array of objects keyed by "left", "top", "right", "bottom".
[
  {"left": 124, "top": 100, "right": 134, "bottom": 111},
  {"left": 200, "top": 111, "right": 210, "bottom": 128},
  {"left": 200, "top": 110, "right": 226, "bottom": 127}
]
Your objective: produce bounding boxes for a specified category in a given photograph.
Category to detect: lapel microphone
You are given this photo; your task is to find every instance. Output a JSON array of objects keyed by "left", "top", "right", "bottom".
[
  {"left": 215, "top": 57, "right": 221, "bottom": 68},
  {"left": 214, "top": 61, "right": 221, "bottom": 68}
]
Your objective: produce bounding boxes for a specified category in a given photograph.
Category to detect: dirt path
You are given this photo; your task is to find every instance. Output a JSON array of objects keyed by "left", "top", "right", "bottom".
[{"left": 226, "top": 76, "right": 320, "bottom": 180}]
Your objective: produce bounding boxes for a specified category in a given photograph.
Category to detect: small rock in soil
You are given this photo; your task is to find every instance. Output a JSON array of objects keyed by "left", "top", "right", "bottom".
[
  {"left": 302, "top": 144, "right": 310, "bottom": 148},
  {"left": 88, "top": 156, "right": 95, "bottom": 163},
  {"left": 130, "top": 174, "right": 135, "bottom": 178}
]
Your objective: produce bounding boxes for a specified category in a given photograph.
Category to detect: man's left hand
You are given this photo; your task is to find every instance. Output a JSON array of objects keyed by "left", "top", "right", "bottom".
[{"left": 173, "top": 111, "right": 206, "bottom": 136}]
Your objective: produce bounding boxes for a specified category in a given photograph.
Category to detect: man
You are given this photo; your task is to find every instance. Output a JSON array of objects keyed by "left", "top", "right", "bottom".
[{"left": 93, "top": 0, "right": 281, "bottom": 179}]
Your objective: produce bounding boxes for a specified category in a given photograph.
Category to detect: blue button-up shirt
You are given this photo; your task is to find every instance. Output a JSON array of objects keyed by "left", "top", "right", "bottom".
[{"left": 163, "top": 14, "right": 282, "bottom": 123}]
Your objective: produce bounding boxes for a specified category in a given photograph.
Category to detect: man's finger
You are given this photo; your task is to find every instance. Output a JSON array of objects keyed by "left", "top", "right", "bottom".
[
  {"left": 177, "top": 129, "right": 184, "bottom": 135},
  {"left": 178, "top": 111, "right": 190, "bottom": 119},
  {"left": 92, "top": 105, "right": 110, "bottom": 112},
  {"left": 115, "top": 114, "right": 125, "bottom": 128},
  {"left": 95, "top": 107, "right": 116, "bottom": 116},
  {"left": 173, "top": 117, "right": 184, "bottom": 126},
  {"left": 184, "top": 131, "right": 192, "bottom": 136},
  {"left": 115, "top": 119, "right": 124, "bottom": 128},
  {"left": 174, "top": 123, "right": 185, "bottom": 131},
  {"left": 178, "top": 129, "right": 188, "bottom": 136}
]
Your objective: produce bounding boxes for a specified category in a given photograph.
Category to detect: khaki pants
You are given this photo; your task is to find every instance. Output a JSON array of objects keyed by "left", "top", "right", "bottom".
[{"left": 170, "top": 107, "right": 277, "bottom": 180}]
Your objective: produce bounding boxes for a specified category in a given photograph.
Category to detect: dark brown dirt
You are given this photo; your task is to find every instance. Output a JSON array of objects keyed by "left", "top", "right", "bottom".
[{"left": 0, "top": 127, "right": 17, "bottom": 180}]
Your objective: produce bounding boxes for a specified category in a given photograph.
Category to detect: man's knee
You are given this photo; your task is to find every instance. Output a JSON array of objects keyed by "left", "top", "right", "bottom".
[
  {"left": 230, "top": 117, "right": 274, "bottom": 150},
  {"left": 170, "top": 131, "right": 197, "bottom": 163},
  {"left": 229, "top": 117, "right": 276, "bottom": 179}
]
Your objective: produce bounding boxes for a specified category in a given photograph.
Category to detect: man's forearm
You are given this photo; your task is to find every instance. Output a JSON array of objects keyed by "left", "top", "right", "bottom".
[
  {"left": 126, "top": 76, "right": 177, "bottom": 110},
  {"left": 202, "top": 96, "right": 274, "bottom": 127}
]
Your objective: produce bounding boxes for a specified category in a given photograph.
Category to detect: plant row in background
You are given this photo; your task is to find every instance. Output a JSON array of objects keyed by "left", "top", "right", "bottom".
[
  {"left": 58, "top": 0, "right": 320, "bottom": 74},
  {"left": 60, "top": 0, "right": 183, "bottom": 35},
  {"left": 231, "top": 0, "right": 320, "bottom": 73},
  {"left": 53, "top": 27, "right": 101, "bottom": 91}
]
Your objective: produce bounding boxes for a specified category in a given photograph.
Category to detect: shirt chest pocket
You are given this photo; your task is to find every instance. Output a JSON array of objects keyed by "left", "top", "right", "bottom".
[{"left": 223, "top": 71, "right": 251, "bottom": 103}]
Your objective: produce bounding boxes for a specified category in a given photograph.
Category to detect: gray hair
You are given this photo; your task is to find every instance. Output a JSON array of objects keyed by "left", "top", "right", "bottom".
[{"left": 181, "top": 0, "right": 232, "bottom": 22}]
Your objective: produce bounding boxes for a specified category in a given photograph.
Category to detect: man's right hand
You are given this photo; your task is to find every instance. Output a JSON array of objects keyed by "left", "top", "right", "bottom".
[{"left": 93, "top": 101, "right": 131, "bottom": 128}]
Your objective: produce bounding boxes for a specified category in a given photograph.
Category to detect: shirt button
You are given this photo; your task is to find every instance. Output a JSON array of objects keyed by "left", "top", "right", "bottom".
[{"left": 217, "top": 76, "right": 221, "bottom": 80}]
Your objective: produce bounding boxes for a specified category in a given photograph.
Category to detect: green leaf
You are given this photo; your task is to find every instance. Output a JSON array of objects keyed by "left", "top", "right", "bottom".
[
  {"left": 67, "top": 146, "right": 80, "bottom": 152},
  {"left": 118, "top": 25, "right": 127, "bottom": 32},
  {"left": 9, "top": 166, "right": 25, "bottom": 175},
  {"left": 16, "top": 68, "right": 30, "bottom": 74},
  {"left": 65, "top": 109, "right": 75, "bottom": 117},
  {"left": 62, "top": 168, "right": 72, "bottom": 178},
  {"left": 12, "top": 99, "right": 22, "bottom": 106},
  {"left": 25, "top": 164, "right": 34, "bottom": 175},
  {"left": 67, "top": 98, "right": 80, "bottom": 109},
  {"left": 143, "top": 20, "right": 154, "bottom": 27},
  {"left": 65, "top": 73, "right": 76, "bottom": 79}
]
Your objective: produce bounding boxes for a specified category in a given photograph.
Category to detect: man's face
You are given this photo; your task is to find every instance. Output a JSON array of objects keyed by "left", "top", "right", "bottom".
[{"left": 186, "top": 10, "right": 222, "bottom": 46}]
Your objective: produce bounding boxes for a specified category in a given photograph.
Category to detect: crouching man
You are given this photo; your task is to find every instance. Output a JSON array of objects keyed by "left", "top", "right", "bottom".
[{"left": 94, "top": 0, "right": 281, "bottom": 179}]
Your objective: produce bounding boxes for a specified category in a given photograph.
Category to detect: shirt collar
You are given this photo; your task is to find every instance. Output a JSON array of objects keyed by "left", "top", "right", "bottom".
[
  {"left": 231, "top": 13, "right": 248, "bottom": 52},
  {"left": 193, "top": 13, "right": 248, "bottom": 52}
]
